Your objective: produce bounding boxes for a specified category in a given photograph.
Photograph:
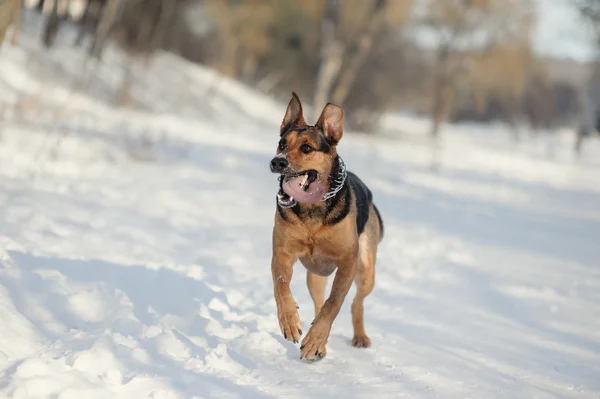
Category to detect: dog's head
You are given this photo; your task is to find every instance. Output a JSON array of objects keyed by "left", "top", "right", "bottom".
[{"left": 270, "top": 92, "right": 344, "bottom": 207}]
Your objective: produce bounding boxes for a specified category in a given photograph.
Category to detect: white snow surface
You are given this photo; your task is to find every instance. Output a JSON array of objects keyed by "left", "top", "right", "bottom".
[{"left": 1, "top": 16, "right": 600, "bottom": 399}]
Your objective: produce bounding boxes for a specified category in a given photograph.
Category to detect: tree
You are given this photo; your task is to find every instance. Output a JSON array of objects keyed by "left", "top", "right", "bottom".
[
  {"left": 419, "top": 0, "right": 535, "bottom": 138},
  {"left": 312, "top": 0, "right": 343, "bottom": 120},
  {"left": 574, "top": 0, "right": 600, "bottom": 154},
  {"left": 204, "top": 0, "right": 415, "bottom": 128},
  {"left": 0, "top": 0, "right": 21, "bottom": 47},
  {"left": 204, "top": 0, "right": 279, "bottom": 81},
  {"left": 578, "top": 0, "right": 600, "bottom": 43},
  {"left": 312, "top": 0, "right": 413, "bottom": 120}
]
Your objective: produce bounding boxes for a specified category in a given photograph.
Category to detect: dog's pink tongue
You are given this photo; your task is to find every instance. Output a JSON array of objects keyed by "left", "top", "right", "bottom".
[{"left": 282, "top": 176, "right": 325, "bottom": 204}]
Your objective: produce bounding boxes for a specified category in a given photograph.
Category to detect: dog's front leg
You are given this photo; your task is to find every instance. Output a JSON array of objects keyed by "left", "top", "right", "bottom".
[
  {"left": 300, "top": 251, "right": 357, "bottom": 360},
  {"left": 272, "top": 249, "right": 303, "bottom": 343}
]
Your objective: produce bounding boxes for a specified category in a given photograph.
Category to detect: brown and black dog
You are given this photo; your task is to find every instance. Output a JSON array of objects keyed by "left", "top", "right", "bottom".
[{"left": 269, "top": 92, "right": 384, "bottom": 360}]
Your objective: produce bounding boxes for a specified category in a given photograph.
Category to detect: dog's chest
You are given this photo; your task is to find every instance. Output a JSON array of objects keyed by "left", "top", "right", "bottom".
[
  {"left": 304, "top": 237, "right": 322, "bottom": 258},
  {"left": 297, "top": 233, "right": 338, "bottom": 276}
]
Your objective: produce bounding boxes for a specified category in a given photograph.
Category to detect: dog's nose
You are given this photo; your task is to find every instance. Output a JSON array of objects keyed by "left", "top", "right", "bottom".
[{"left": 270, "top": 157, "right": 288, "bottom": 173}]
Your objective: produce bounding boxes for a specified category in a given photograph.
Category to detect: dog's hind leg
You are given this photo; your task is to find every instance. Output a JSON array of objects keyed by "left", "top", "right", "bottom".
[
  {"left": 307, "top": 271, "right": 328, "bottom": 318},
  {"left": 351, "top": 230, "right": 378, "bottom": 348}
]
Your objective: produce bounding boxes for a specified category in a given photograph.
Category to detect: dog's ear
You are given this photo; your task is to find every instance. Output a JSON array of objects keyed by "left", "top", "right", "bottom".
[
  {"left": 316, "top": 103, "right": 344, "bottom": 145},
  {"left": 280, "top": 92, "right": 306, "bottom": 135}
]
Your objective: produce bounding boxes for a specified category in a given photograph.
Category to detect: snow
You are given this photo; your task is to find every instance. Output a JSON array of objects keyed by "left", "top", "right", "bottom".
[{"left": 1, "top": 15, "right": 600, "bottom": 399}]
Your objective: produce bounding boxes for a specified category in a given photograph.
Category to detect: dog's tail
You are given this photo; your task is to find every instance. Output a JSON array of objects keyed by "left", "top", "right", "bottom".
[{"left": 373, "top": 204, "right": 384, "bottom": 241}]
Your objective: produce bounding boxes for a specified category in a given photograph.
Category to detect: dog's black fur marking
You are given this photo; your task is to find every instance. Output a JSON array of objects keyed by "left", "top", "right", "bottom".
[
  {"left": 277, "top": 200, "right": 292, "bottom": 222},
  {"left": 324, "top": 186, "right": 351, "bottom": 227},
  {"left": 280, "top": 125, "right": 309, "bottom": 137},
  {"left": 346, "top": 172, "right": 372, "bottom": 236},
  {"left": 316, "top": 134, "right": 331, "bottom": 153},
  {"left": 295, "top": 126, "right": 310, "bottom": 134},
  {"left": 280, "top": 126, "right": 331, "bottom": 153},
  {"left": 324, "top": 155, "right": 342, "bottom": 211},
  {"left": 278, "top": 137, "right": 287, "bottom": 151},
  {"left": 373, "top": 204, "right": 384, "bottom": 238}
]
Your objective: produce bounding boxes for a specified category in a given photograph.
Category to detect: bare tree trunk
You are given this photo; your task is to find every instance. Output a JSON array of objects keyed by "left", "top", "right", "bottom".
[
  {"left": 505, "top": 97, "right": 521, "bottom": 142},
  {"left": 574, "top": 75, "right": 594, "bottom": 155},
  {"left": 135, "top": 10, "right": 155, "bottom": 51},
  {"left": 218, "top": 7, "right": 240, "bottom": 78},
  {"left": 241, "top": 53, "right": 258, "bottom": 83},
  {"left": 330, "top": 0, "right": 387, "bottom": 106},
  {"left": 221, "top": 34, "right": 239, "bottom": 78},
  {"left": 256, "top": 71, "right": 283, "bottom": 94},
  {"left": 150, "top": 0, "right": 175, "bottom": 50},
  {"left": 43, "top": 0, "right": 63, "bottom": 48},
  {"left": 427, "top": 7, "right": 470, "bottom": 139},
  {"left": 10, "top": 0, "right": 21, "bottom": 45},
  {"left": 430, "top": 40, "right": 459, "bottom": 139},
  {"left": 0, "top": 0, "right": 21, "bottom": 46},
  {"left": 430, "top": 77, "right": 455, "bottom": 138},
  {"left": 312, "top": 0, "right": 343, "bottom": 119},
  {"left": 116, "top": 58, "right": 134, "bottom": 106},
  {"left": 91, "top": 0, "right": 122, "bottom": 59},
  {"left": 74, "top": 0, "right": 92, "bottom": 46},
  {"left": 430, "top": 60, "right": 446, "bottom": 138},
  {"left": 430, "top": 111, "right": 442, "bottom": 138},
  {"left": 574, "top": 125, "right": 588, "bottom": 157},
  {"left": 57, "top": 0, "right": 68, "bottom": 16}
]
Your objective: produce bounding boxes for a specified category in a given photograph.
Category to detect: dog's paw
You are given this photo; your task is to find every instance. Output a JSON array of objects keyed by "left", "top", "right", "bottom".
[
  {"left": 300, "top": 322, "right": 330, "bottom": 360},
  {"left": 303, "top": 346, "right": 327, "bottom": 362},
  {"left": 352, "top": 334, "right": 371, "bottom": 348},
  {"left": 278, "top": 302, "right": 303, "bottom": 343}
]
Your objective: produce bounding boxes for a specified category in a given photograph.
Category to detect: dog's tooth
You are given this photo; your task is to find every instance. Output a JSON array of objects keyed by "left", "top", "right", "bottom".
[{"left": 299, "top": 174, "right": 309, "bottom": 187}]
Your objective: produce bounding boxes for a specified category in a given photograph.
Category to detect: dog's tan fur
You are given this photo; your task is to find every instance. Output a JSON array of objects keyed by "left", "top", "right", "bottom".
[{"left": 270, "top": 93, "right": 382, "bottom": 360}]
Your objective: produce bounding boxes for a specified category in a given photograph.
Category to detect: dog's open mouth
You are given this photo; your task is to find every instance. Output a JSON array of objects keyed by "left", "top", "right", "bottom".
[
  {"left": 277, "top": 170, "right": 325, "bottom": 206},
  {"left": 283, "top": 170, "right": 318, "bottom": 191}
]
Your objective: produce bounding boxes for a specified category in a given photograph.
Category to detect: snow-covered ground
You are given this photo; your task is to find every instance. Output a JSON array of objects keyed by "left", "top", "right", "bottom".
[{"left": 1, "top": 16, "right": 600, "bottom": 399}]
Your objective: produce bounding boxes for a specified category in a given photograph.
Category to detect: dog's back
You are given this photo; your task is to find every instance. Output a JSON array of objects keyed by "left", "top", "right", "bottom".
[{"left": 347, "top": 171, "right": 384, "bottom": 240}]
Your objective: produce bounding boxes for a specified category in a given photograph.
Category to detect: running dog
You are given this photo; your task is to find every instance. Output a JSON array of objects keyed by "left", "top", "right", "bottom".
[{"left": 269, "top": 92, "right": 384, "bottom": 360}]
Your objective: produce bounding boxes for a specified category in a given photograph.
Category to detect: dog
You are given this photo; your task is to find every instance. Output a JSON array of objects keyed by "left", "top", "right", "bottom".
[{"left": 269, "top": 92, "right": 384, "bottom": 360}]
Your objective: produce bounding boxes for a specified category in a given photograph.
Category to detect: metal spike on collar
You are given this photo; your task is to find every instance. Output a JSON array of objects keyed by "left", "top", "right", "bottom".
[{"left": 321, "top": 156, "right": 347, "bottom": 202}]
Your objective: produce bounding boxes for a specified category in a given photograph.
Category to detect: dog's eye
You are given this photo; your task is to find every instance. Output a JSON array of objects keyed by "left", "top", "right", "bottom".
[
  {"left": 278, "top": 140, "right": 286, "bottom": 151},
  {"left": 300, "top": 144, "right": 314, "bottom": 154}
]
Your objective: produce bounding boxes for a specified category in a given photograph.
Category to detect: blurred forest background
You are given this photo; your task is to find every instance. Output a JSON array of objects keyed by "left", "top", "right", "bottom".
[{"left": 1, "top": 0, "right": 599, "bottom": 146}]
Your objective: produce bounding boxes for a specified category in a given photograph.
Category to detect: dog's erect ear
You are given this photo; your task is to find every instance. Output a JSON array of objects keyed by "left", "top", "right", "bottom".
[
  {"left": 280, "top": 92, "right": 306, "bottom": 135},
  {"left": 316, "top": 103, "right": 344, "bottom": 145}
]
